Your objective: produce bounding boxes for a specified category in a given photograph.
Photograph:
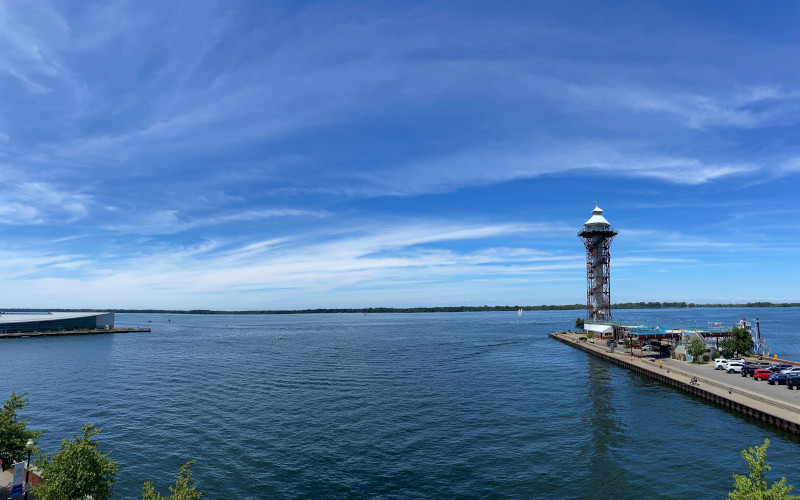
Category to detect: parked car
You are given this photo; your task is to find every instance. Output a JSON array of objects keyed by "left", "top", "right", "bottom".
[
  {"left": 779, "top": 367, "right": 800, "bottom": 375},
  {"left": 787, "top": 376, "right": 800, "bottom": 390},
  {"left": 719, "top": 357, "right": 745, "bottom": 370},
  {"left": 768, "top": 363, "right": 792, "bottom": 372},
  {"left": 767, "top": 373, "right": 790, "bottom": 385},
  {"left": 741, "top": 364, "right": 766, "bottom": 377},
  {"left": 753, "top": 369, "right": 773, "bottom": 381},
  {"left": 726, "top": 362, "right": 745, "bottom": 374}
]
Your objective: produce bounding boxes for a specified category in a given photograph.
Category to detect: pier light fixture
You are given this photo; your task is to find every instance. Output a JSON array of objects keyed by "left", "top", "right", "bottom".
[{"left": 24, "top": 438, "right": 34, "bottom": 499}]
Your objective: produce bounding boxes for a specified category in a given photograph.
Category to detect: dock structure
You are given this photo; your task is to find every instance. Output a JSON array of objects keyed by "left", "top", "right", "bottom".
[
  {"left": 582, "top": 321, "right": 734, "bottom": 346},
  {"left": 550, "top": 331, "right": 800, "bottom": 434}
]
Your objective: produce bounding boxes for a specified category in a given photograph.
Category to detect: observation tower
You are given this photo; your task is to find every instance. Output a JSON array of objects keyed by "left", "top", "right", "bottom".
[{"left": 578, "top": 205, "right": 617, "bottom": 323}]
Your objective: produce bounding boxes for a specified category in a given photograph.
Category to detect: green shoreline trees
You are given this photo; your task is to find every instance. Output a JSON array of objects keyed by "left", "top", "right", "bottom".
[
  {"left": 729, "top": 438, "right": 797, "bottom": 499},
  {"left": 721, "top": 326, "right": 756, "bottom": 358},
  {"left": 143, "top": 460, "right": 204, "bottom": 499},
  {"left": 0, "top": 392, "right": 42, "bottom": 471},
  {"left": 686, "top": 335, "right": 708, "bottom": 362},
  {"left": 34, "top": 424, "right": 118, "bottom": 500},
  {"left": 0, "top": 393, "right": 203, "bottom": 499}
]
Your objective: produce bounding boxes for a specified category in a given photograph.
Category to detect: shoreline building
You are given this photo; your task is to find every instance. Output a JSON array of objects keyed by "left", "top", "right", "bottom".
[
  {"left": 0, "top": 312, "right": 114, "bottom": 334},
  {"left": 578, "top": 205, "right": 617, "bottom": 335}
]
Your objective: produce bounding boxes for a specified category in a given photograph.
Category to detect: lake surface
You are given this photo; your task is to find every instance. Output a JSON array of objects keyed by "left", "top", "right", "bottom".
[{"left": 3, "top": 308, "right": 799, "bottom": 498}]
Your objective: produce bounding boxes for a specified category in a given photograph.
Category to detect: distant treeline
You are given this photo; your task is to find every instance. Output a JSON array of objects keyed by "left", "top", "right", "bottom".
[
  {"left": 2, "top": 302, "right": 797, "bottom": 315},
  {"left": 612, "top": 301, "right": 799, "bottom": 309}
]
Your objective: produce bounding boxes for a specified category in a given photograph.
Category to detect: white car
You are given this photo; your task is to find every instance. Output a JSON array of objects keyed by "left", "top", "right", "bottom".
[
  {"left": 726, "top": 362, "right": 745, "bottom": 373},
  {"left": 715, "top": 357, "right": 744, "bottom": 370},
  {"left": 779, "top": 366, "right": 800, "bottom": 375}
]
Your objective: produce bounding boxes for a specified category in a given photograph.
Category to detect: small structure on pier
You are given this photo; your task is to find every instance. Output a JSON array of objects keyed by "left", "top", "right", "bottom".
[{"left": 578, "top": 205, "right": 617, "bottom": 334}]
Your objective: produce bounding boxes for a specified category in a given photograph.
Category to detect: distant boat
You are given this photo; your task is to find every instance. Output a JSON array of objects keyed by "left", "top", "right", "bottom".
[{"left": 518, "top": 309, "right": 523, "bottom": 317}]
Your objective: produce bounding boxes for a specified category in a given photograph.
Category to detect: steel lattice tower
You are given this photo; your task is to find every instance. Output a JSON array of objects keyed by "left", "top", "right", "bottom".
[{"left": 578, "top": 205, "right": 617, "bottom": 322}]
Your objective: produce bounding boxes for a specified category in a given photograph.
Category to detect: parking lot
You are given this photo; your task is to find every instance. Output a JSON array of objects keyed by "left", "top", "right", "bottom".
[{"left": 633, "top": 351, "right": 800, "bottom": 407}]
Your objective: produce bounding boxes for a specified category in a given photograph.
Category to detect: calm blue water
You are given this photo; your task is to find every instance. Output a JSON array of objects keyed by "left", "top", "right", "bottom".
[{"left": 3, "top": 308, "right": 799, "bottom": 498}]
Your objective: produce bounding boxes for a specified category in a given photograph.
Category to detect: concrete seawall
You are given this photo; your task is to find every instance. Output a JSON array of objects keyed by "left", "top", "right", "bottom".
[
  {"left": 550, "top": 331, "right": 800, "bottom": 435},
  {"left": 0, "top": 328, "right": 151, "bottom": 339}
]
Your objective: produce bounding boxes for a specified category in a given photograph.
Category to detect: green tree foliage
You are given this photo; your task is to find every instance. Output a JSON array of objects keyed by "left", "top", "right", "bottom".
[
  {"left": 729, "top": 438, "right": 797, "bottom": 499},
  {"left": 143, "top": 460, "right": 204, "bottom": 500},
  {"left": 34, "top": 424, "right": 118, "bottom": 500},
  {"left": 575, "top": 317, "right": 585, "bottom": 329},
  {"left": 721, "top": 326, "right": 755, "bottom": 358},
  {"left": 686, "top": 336, "right": 707, "bottom": 362},
  {"left": 0, "top": 392, "right": 42, "bottom": 471}
]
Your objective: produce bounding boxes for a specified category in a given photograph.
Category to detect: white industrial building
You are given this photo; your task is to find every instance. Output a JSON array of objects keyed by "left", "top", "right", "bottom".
[{"left": 0, "top": 312, "right": 114, "bottom": 334}]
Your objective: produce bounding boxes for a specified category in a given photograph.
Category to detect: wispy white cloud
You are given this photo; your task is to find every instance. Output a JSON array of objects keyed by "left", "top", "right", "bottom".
[
  {"left": 621, "top": 229, "right": 740, "bottom": 250},
  {"left": 360, "top": 144, "right": 761, "bottom": 198},
  {"left": 0, "top": 221, "right": 577, "bottom": 306},
  {"left": 0, "top": 0, "right": 68, "bottom": 92},
  {"left": 567, "top": 84, "right": 800, "bottom": 130},
  {"left": 614, "top": 256, "right": 696, "bottom": 266},
  {"left": 0, "top": 176, "right": 90, "bottom": 224},
  {"left": 102, "top": 208, "right": 328, "bottom": 235},
  {"left": 778, "top": 156, "right": 800, "bottom": 174},
  {"left": 0, "top": 249, "right": 90, "bottom": 279}
]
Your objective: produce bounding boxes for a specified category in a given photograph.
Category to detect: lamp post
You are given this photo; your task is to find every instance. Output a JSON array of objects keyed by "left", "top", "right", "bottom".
[{"left": 24, "top": 438, "right": 33, "bottom": 500}]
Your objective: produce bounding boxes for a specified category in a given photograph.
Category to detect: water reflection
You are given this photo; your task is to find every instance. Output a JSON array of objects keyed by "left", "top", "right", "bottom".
[{"left": 581, "top": 355, "right": 627, "bottom": 492}]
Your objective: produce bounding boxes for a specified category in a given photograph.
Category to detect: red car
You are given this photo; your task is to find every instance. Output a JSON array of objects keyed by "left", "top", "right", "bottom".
[{"left": 754, "top": 369, "right": 773, "bottom": 381}]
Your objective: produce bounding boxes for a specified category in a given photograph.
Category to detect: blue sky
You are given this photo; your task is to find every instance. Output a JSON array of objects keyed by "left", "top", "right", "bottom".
[{"left": 0, "top": 0, "right": 798, "bottom": 310}]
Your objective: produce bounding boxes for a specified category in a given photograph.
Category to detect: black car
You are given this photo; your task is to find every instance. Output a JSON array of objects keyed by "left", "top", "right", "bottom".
[
  {"left": 787, "top": 376, "right": 800, "bottom": 390},
  {"left": 768, "top": 363, "right": 793, "bottom": 372},
  {"left": 741, "top": 363, "right": 770, "bottom": 377}
]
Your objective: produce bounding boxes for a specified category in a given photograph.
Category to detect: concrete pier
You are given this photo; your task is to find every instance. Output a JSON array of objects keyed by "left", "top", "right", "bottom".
[
  {"left": 550, "top": 331, "right": 800, "bottom": 435},
  {"left": 0, "top": 328, "right": 150, "bottom": 339}
]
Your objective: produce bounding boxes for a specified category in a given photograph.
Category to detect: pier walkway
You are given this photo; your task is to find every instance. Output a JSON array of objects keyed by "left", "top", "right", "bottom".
[
  {"left": 0, "top": 469, "right": 38, "bottom": 499},
  {"left": 550, "top": 331, "right": 800, "bottom": 434}
]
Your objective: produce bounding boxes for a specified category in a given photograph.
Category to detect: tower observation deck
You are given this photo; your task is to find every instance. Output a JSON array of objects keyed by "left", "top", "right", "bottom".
[{"left": 578, "top": 205, "right": 618, "bottom": 323}]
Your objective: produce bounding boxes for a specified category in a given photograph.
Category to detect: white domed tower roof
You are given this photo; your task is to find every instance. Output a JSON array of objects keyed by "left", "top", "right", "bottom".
[{"left": 584, "top": 205, "right": 610, "bottom": 227}]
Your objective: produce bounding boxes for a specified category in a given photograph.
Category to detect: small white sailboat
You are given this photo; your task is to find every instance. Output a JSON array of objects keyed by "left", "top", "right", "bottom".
[{"left": 518, "top": 308, "right": 523, "bottom": 317}]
